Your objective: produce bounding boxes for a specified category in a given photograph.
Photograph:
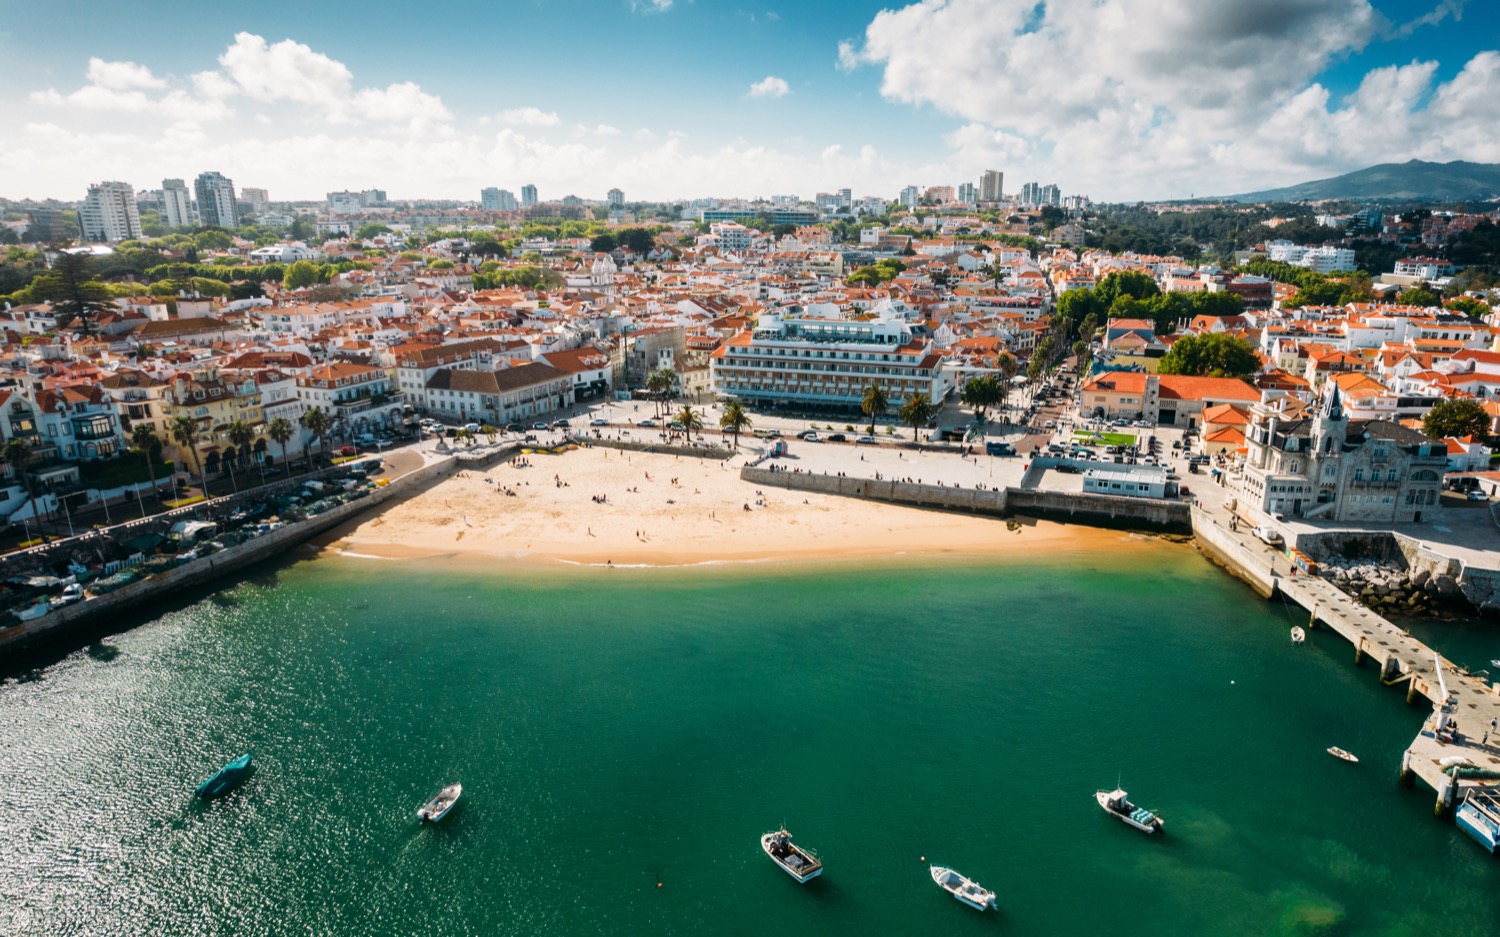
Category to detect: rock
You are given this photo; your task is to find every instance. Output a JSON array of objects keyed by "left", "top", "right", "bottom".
[
  {"left": 1412, "top": 569, "right": 1431, "bottom": 588},
  {"left": 1435, "top": 575, "right": 1462, "bottom": 597}
]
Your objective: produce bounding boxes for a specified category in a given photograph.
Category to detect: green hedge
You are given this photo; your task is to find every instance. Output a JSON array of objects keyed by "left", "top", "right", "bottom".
[{"left": 78, "top": 453, "right": 175, "bottom": 490}]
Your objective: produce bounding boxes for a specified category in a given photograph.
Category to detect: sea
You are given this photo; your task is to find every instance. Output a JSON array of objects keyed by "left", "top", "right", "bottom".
[{"left": 1, "top": 536, "right": 1497, "bottom": 936}]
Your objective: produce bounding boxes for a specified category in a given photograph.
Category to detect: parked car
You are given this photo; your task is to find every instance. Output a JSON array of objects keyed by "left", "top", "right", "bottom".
[
  {"left": 552, "top": 419, "right": 571, "bottom": 429},
  {"left": 639, "top": 418, "right": 657, "bottom": 427},
  {"left": 338, "top": 445, "right": 361, "bottom": 457},
  {"left": 826, "top": 433, "right": 847, "bottom": 442},
  {"left": 505, "top": 422, "right": 525, "bottom": 433},
  {"left": 1467, "top": 490, "right": 1489, "bottom": 502},
  {"left": 532, "top": 422, "right": 548, "bottom": 431},
  {"left": 589, "top": 418, "right": 609, "bottom": 426},
  {"left": 855, "top": 434, "right": 876, "bottom": 444},
  {"left": 1252, "top": 524, "right": 1284, "bottom": 546},
  {"left": 1055, "top": 463, "right": 1081, "bottom": 474},
  {"left": 1043, "top": 420, "right": 1056, "bottom": 429},
  {"left": 800, "top": 431, "right": 822, "bottom": 442}
]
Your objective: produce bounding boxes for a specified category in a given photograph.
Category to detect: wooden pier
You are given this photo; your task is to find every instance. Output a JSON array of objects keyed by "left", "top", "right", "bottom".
[{"left": 1193, "top": 507, "right": 1500, "bottom": 815}]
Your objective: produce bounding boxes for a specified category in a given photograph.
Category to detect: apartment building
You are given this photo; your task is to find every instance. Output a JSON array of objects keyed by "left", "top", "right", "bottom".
[
  {"left": 709, "top": 310, "right": 947, "bottom": 412},
  {"left": 194, "top": 171, "right": 238, "bottom": 228},
  {"left": 79, "top": 181, "right": 141, "bottom": 242}
]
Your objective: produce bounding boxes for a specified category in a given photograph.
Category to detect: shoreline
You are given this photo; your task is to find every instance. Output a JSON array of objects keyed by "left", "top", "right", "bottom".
[{"left": 325, "top": 446, "right": 1161, "bottom": 570}]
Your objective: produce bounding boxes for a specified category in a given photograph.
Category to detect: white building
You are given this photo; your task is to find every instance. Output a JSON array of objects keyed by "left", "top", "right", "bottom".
[
  {"left": 241, "top": 187, "right": 269, "bottom": 213},
  {"left": 711, "top": 222, "right": 754, "bottom": 254},
  {"left": 194, "top": 171, "right": 238, "bottom": 228},
  {"left": 248, "top": 243, "right": 320, "bottom": 264},
  {"left": 709, "top": 310, "right": 948, "bottom": 411},
  {"left": 521, "top": 184, "right": 538, "bottom": 208},
  {"left": 326, "top": 191, "right": 364, "bottom": 215},
  {"left": 980, "top": 169, "right": 1003, "bottom": 203},
  {"left": 79, "top": 181, "right": 141, "bottom": 242},
  {"left": 607, "top": 188, "right": 624, "bottom": 208},
  {"left": 899, "top": 185, "right": 920, "bottom": 209},
  {"left": 1266, "top": 240, "right": 1355, "bottom": 273},
  {"left": 161, "top": 178, "right": 195, "bottom": 229}
]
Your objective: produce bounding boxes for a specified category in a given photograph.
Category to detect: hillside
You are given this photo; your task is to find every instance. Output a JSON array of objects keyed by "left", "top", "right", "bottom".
[{"left": 1229, "top": 160, "right": 1500, "bottom": 203}]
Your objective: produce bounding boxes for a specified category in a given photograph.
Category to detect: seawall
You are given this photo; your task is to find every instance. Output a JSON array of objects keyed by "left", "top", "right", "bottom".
[
  {"left": 0, "top": 455, "right": 457, "bottom": 656},
  {"left": 740, "top": 467, "right": 1191, "bottom": 531}
]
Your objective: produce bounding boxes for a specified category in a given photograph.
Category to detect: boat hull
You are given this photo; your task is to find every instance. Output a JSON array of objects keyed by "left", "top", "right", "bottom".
[
  {"left": 417, "top": 783, "right": 462, "bottom": 822},
  {"left": 1457, "top": 804, "right": 1500, "bottom": 853},
  {"left": 929, "top": 865, "right": 995, "bottom": 911},
  {"left": 196, "top": 754, "right": 253, "bottom": 800},
  {"left": 761, "top": 832, "right": 822, "bottom": 883},
  {"left": 1095, "top": 790, "right": 1162, "bottom": 834}
]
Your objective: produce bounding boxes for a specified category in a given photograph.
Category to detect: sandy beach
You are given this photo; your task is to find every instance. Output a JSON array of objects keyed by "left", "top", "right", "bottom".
[{"left": 328, "top": 446, "right": 1151, "bottom": 568}]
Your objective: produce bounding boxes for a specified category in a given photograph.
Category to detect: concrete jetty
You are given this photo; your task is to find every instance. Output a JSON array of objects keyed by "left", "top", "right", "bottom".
[{"left": 1193, "top": 506, "right": 1500, "bottom": 815}]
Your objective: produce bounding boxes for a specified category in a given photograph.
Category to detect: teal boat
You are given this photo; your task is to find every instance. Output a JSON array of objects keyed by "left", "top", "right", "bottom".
[{"left": 195, "top": 753, "right": 253, "bottom": 799}]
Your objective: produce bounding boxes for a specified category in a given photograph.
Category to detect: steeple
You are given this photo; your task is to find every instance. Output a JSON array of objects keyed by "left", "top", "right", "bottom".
[{"left": 1321, "top": 383, "right": 1345, "bottom": 422}]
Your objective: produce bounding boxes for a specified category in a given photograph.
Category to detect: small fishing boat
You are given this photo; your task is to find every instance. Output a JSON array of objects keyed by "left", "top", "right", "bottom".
[
  {"left": 1095, "top": 787, "right": 1164, "bottom": 834},
  {"left": 417, "top": 783, "right": 462, "bottom": 822},
  {"left": 929, "top": 865, "right": 996, "bottom": 911},
  {"left": 195, "top": 753, "right": 253, "bottom": 799},
  {"left": 1491, "top": 659, "right": 1500, "bottom": 670},
  {"left": 1456, "top": 788, "right": 1500, "bottom": 853},
  {"left": 1328, "top": 747, "right": 1359, "bottom": 763},
  {"left": 760, "top": 827, "right": 822, "bottom": 883},
  {"left": 1291, "top": 626, "right": 1306, "bottom": 645}
]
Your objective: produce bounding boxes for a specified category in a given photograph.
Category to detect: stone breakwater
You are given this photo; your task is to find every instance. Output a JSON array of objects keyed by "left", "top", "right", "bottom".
[{"left": 1319, "top": 556, "right": 1466, "bottom": 619}]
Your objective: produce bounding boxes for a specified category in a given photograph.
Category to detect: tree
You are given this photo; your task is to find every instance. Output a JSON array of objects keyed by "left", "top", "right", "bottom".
[
  {"left": 355, "top": 222, "right": 392, "bottom": 240},
  {"left": 619, "top": 227, "right": 656, "bottom": 253},
  {"left": 170, "top": 415, "right": 207, "bottom": 493},
  {"left": 283, "top": 260, "right": 320, "bottom": 290},
  {"left": 1446, "top": 296, "right": 1491, "bottom": 320},
  {"left": 267, "top": 416, "right": 295, "bottom": 479},
  {"left": 481, "top": 424, "right": 498, "bottom": 444},
  {"left": 193, "top": 229, "right": 233, "bottom": 251},
  {"left": 4, "top": 438, "right": 35, "bottom": 516},
  {"left": 130, "top": 423, "right": 161, "bottom": 511},
  {"left": 33, "top": 251, "right": 111, "bottom": 337},
  {"left": 719, "top": 400, "right": 751, "bottom": 448},
  {"left": 226, "top": 418, "right": 256, "bottom": 489},
  {"left": 300, "top": 406, "right": 332, "bottom": 461},
  {"left": 1422, "top": 398, "right": 1490, "bottom": 441},
  {"left": 899, "top": 392, "right": 936, "bottom": 441},
  {"left": 1157, "top": 332, "right": 1261, "bottom": 379},
  {"left": 676, "top": 405, "right": 703, "bottom": 440},
  {"left": 1398, "top": 286, "right": 1441, "bottom": 308},
  {"left": 960, "top": 375, "right": 1003, "bottom": 426},
  {"left": 589, "top": 233, "right": 617, "bottom": 253},
  {"left": 861, "top": 383, "right": 889, "bottom": 435},
  {"left": 647, "top": 368, "right": 675, "bottom": 419}
]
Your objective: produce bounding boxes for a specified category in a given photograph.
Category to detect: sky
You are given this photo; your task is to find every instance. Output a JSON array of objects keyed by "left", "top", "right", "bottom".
[{"left": 2, "top": 0, "right": 1498, "bottom": 204}]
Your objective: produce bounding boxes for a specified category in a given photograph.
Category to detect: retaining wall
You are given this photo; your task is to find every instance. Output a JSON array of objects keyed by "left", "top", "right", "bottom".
[
  {"left": 742, "top": 467, "right": 1010, "bottom": 516},
  {"left": 579, "top": 437, "right": 737, "bottom": 461},
  {"left": 1005, "top": 488, "right": 1191, "bottom": 531},
  {"left": 0, "top": 455, "right": 456, "bottom": 656},
  {"left": 1191, "top": 505, "right": 1278, "bottom": 599}
]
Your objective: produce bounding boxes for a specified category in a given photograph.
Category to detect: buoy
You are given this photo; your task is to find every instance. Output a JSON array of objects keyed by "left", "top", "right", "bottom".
[
  {"left": 920, "top": 856, "right": 925, "bottom": 861},
  {"left": 1231, "top": 680, "right": 1236, "bottom": 684},
  {"left": 657, "top": 882, "right": 663, "bottom": 889}
]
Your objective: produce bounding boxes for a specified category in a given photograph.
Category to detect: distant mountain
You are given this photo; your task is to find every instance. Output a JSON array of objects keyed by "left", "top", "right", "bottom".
[{"left": 1228, "top": 160, "right": 1500, "bottom": 203}]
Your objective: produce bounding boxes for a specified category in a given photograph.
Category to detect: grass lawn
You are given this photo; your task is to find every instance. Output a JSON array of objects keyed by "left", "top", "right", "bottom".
[{"left": 1072, "top": 430, "right": 1138, "bottom": 447}]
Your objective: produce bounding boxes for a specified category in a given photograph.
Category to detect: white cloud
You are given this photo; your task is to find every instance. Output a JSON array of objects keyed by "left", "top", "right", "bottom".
[
  {"left": 839, "top": 0, "right": 1500, "bottom": 197},
  {"left": 28, "top": 57, "right": 232, "bottom": 122},
  {"left": 85, "top": 58, "right": 166, "bottom": 91},
  {"left": 629, "top": 0, "right": 674, "bottom": 12},
  {"left": 501, "top": 106, "right": 561, "bottom": 127},
  {"left": 748, "top": 76, "right": 790, "bottom": 98}
]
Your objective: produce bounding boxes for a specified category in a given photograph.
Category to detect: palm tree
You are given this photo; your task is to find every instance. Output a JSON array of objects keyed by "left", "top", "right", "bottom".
[
  {"left": 647, "top": 368, "right": 675, "bottom": 420},
  {"left": 481, "top": 424, "right": 498, "bottom": 444},
  {"left": 225, "top": 418, "right": 255, "bottom": 491},
  {"left": 170, "top": 414, "right": 207, "bottom": 494},
  {"left": 996, "top": 352, "right": 1018, "bottom": 423},
  {"left": 301, "top": 407, "right": 332, "bottom": 463},
  {"left": 861, "top": 383, "right": 889, "bottom": 436},
  {"left": 719, "top": 400, "right": 752, "bottom": 448},
  {"left": 677, "top": 404, "right": 703, "bottom": 440},
  {"left": 267, "top": 416, "right": 295, "bottom": 479},
  {"left": 899, "top": 392, "right": 936, "bottom": 441},
  {"left": 130, "top": 423, "right": 161, "bottom": 510},
  {"left": 961, "top": 375, "right": 1002, "bottom": 428}
]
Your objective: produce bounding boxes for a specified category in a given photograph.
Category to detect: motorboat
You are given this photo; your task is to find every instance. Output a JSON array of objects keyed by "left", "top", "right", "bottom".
[
  {"left": 760, "top": 827, "right": 822, "bottom": 883},
  {"left": 1327, "top": 747, "right": 1359, "bottom": 763},
  {"left": 417, "top": 783, "right": 462, "bottom": 822},
  {"left": 929, "top": 865, "right": 996, "bottom": 911},
  {"left": 1095, "top": 788, "right": 1163, "bottom": 834},
  {"left": 195, "top": 753, "right": 253, "bottom": 799},
  {"left": 1291, "top": 626, "right": 1306, "bottom": 645},
  {"left": 1456, "top": 788, "right": 1500, "bottom": 853}
]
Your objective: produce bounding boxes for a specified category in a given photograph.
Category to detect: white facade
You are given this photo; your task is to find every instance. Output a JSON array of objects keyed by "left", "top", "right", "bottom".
[
  {"left": 79, "top": 181, "right": 141, "bottom": 242},
  {"left": 711, "top": 222, "right": 754, "bottom": 254},
  {"left": 326, "top": 191, "right": 363, "bottom": 215},
  {"left": 607, "top": 188, "right": 624, "bottom": 208},
  {"left": 521, "top": 185, "right": 538, "bottom": 208},
  {"left": 161, "top": 179, "right": 195, "bottom": 229},
  {"left": 980, "top": 169, "right": 1003, "bottom": 203},
  {"left": 194, "top": 172, "right": 238, "bottom": 228}
]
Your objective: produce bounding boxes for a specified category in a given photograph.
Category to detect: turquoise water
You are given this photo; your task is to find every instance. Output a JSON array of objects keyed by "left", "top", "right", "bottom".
[{"left": 1, "top": 543, "right": 1497, "bottom": 935}]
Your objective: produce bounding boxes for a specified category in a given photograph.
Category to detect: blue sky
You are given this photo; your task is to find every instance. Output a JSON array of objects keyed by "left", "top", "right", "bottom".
[{"left": 2, "top": 0, "right": 1498, "bottom": 203}]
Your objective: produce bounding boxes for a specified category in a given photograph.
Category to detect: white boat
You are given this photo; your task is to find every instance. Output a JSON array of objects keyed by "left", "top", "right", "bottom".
[
  {"left": 416, "top": 783, "right": 461, "bottom": 822},
  {"left": 1291, "top": 626, "right": 1306, "bottom": 645},
  {"left": 15, "top": 600, "right": 51, "bottom": 621},
  {"left": 1456, "top": 788, "right": 1500, "bottom": 853},
  {"left": 929, "top": 865, "right": 996, "bottom": 911},
  {"left": 760, "top": 828, "right": 822, "bottom": 883},
  {"left": 1327, "top": 747, "right": 1358, "bottom": 763},
  {"left": 1095, "top": 788, "right": 1163, "bottom": 834},
  {"left": 1491, "top": 659, "right": 1500, "bottom": 670}
]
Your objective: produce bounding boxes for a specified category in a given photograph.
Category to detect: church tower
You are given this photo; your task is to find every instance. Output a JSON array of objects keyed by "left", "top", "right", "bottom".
[{"left": 1311, "top": 383, "right": 1347, "bottom": 456}]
